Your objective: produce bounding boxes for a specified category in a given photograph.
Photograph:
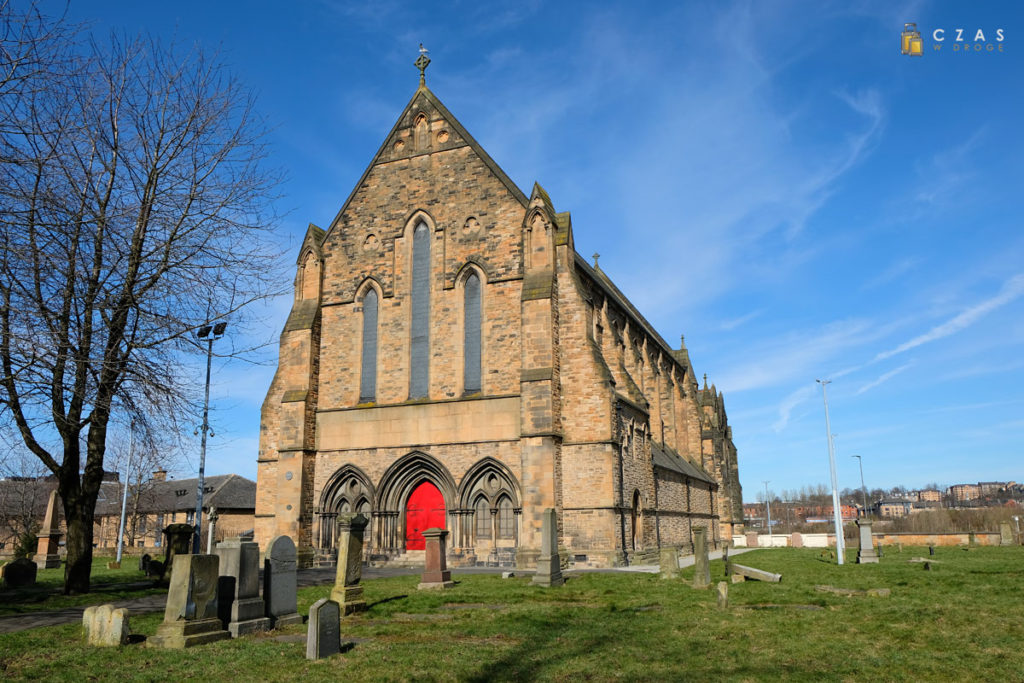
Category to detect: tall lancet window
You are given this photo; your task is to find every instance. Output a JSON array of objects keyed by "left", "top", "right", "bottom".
[
  {"left": 410, "top": 221, "right": 430, "bottom": 398},
  {"left": 463, "top": 273, "right": 482, "bottom": 394},
  {"left": 359, "top": 288, "right": 378, "bottom": 402}
]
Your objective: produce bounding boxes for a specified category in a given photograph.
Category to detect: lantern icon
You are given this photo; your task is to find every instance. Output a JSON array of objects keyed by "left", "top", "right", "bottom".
[{"left": 902, "top": 23, "right": 923, "bottom": 56}]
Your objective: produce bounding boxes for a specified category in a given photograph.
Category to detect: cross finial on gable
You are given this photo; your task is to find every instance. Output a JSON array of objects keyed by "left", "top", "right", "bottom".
[
  {"left": 415, "top": 44, "right": 431, "bottom": 85},
  {"left": 592, "top": 252, "right": 600, "bottom": 268}
]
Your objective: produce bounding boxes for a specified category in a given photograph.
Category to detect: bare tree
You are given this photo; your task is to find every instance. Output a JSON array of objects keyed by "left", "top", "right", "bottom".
[{"left": 0, "top": 8, "right": 282, "bottom": 592}]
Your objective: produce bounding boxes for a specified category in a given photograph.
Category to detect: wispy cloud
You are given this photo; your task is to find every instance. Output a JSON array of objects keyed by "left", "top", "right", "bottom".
[
  {"left": 856, "top": 362, "right": 912, "bottom": 395},
  {"left": 773, "top": 384, "right": 816, "bottom": 433},
  {"left": 874, "top": 274, "right": 1024, "bottom": 361},
  {"left": 718, "top": 309, "right": 764, "bottom": 331},
  {"left": 861, "top": 257, "right": 922, "bottom": 291}
]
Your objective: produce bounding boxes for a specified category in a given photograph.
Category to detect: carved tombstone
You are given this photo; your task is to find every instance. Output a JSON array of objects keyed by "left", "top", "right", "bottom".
[
  {"left": 418, "top": 528, "right": 455, "bottom": 590},
  {"left": 856, "top": 519, "right": 879, "bottom": 564},
  {"left": 531, "top": 508, "right": 564, "bottom": 587},
  {"left": 692, "top": 527, "right": 710, "bottom": 589},
  {"left": 33, "top": 489, "right": 62, "bottom": 569},
  {"left": 330, "top": 514, "right": 369, "bottom": 614},
  {"left": 264, "top": 535, "right": 303, "bottom": 627},
  {"left": 659, "top": 547, "right": 678, "bottom": 579},
  {"left": 83, "top": 604, "right": 131, "bottom": 646},
  {"left": 306, "top": 598, "right": 341, "bottom": 660},
  {"left": 147, "top": 554, "right": 230, "bottom": 648},
  {"left": 216, "top": 537, "right": 271, "bottom": 637}
]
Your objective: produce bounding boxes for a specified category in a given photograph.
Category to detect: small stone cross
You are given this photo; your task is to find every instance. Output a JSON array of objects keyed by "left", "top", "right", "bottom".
[
  {"left": 592, "top": 252, "right": 600, "bottom": 267},
  {"left": 416, "top": 44, "right": 431, "bottom": 85}
]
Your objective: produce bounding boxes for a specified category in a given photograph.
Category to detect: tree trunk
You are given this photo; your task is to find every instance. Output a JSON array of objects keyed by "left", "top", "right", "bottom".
[{"left": 60, "top": 481, "right": 96, "bottom": 594}]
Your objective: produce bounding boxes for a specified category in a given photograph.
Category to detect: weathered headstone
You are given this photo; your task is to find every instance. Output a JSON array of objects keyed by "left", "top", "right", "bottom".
[
  {"left": 716, "top": 581, "right": 729, "bottom": 609},
  {"left": 264, "top": 535, "right": 303, "bottom": 627},
  {"left": 928, "top": 545, "right": 935, "bottom": 556},
  {"left": 692, "top": 527, "right": 710, "bottom": 589},
  {"left": 659, "top": 547, "right": 678, "bottom": 579},
  {"left": 147, "top": 554, "right": 230, "bottom": 648},
  {"left": 216, "top": 537, "right": 271, "bottom": 637},
  {"left": 745, "top": 531, "right": 759, "bottom": 548},
  {"left": 139, "top": 554, "right": 151, "bottom": 573},
  {"left": 83, "top": 604, "right": 131, "bottom": 646},
  {"left": 159, "top": 523, "right": 195, "bottom": 581},
  {"left": 877, "top": 543, "right": 883, "bottom": 558},
  {"left": 418, "top": 527, "right": 455, "bottom": 590},
  {"left": 790, "top": 532, "right": 803, "bottom": 548},
  {"left": 330, "top": 514, "right": 369, "bottom": 614},
  {"left": 33, "top": 489, "right": 62, "bottom": 569},
  {"left": 2, "top": 557, "right": 37, "bottom": 588},
  {"left": 723, "top": 545, "right": 731, "bottom": 576},
  {"left": 531, "top": 508, "right": 564, "bottom": 587},
  {"left": 1000, "top": 521, "right": 1013, "bottom": 546},
  {"left": 855, "top": 519, "right": 879, "bottom": 564},
  {"left": 306, "top": 598, "right": 341, "bottom": 660},
  {"left": 731, "top": 563, "right": 782, "bottom": 583}
]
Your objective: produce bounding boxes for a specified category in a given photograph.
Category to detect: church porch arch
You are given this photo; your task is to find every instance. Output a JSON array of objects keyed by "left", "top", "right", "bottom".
[{"left": 373, "top": 451, "right": 457, "bottom": 553}]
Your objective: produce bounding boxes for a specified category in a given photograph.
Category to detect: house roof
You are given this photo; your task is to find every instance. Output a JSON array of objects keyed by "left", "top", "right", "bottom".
[{"left": 95, "top": 474, "right": 256, "bottom": 516}]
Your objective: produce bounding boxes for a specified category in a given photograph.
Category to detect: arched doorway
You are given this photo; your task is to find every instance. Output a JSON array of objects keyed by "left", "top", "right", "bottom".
[
  {"left": 631, "top": 490, "right": 642, "bottom": 550},
  {"left": 406, "top": 481, "right": 445, "bottom": 550}
]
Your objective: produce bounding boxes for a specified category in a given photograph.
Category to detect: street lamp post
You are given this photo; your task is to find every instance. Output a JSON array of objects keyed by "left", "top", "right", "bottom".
[
  {"left": 115, "top": 421, "right": 134, "bottom": 564},
  {"left": 192, "top": 321, "right": 227, "bottom": 554},
  {"left": 764, "top": 481, "right": 772, "bottom": 543},
  {"left": 851, "top": 454, "right": 868, "bottom": 517},
  {"left": 817, "top": 379, "right": 844, "bottom": 565}
]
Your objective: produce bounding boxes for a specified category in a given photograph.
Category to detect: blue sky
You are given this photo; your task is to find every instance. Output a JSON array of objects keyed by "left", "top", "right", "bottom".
[{"left": 47, "top": 1, "right": 1023, "bottom": 501}]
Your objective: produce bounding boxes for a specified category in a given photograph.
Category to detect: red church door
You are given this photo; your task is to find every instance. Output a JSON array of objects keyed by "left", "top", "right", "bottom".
[{"left": 405, "top": 481, "right": 446, "bottom": 550}]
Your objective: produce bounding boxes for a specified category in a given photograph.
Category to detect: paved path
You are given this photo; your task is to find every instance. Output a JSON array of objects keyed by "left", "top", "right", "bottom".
[{"left": 0, "top": 549, "right": 752, "bottom": 634}]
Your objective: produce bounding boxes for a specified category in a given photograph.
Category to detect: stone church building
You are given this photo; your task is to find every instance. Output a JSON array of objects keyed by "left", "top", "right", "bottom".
[{"left": 255, "top": 70, "right": 743, "bottom": 569}]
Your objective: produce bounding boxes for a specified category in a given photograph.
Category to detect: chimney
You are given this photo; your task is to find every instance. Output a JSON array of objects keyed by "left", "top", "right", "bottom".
[{"left": 152, "top": 468, "right": 167, "bottom": 482}]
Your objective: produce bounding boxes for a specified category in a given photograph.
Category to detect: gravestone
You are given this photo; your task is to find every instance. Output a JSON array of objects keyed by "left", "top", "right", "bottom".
[
  {"left": 659, "top": 547, "right": 678, "bottom": 579},
  {"left": 692, "top": 527, "right": 710, "bottom": 589},
  {"left": 1000, "top": 521, "right": 1013, "bottom": 546},
  {"left": 159, "top": 523, "right": 195, "bottom": 581},
  {"left": 744, "top": 531, "right": 759, "bottom": 548},
  {"left": 139, "top": 554, "right": 151, "bottom": 573},
  {"left": 716, "top": 581, "right": 729, "bottom": 609},
  {"left": 264, "top": 535, "right": 303, "bottom": 627},
  {"left": 790, "top": 532, "right": 803, "bottom": 549},
  {"left": 147, "top": 554, "right": 230, "bottom": 648},
  {"left": 306, "top": 598, "right": 341, "bottom": 660},
  {"left": 531, "top": 508, "right": 564, "bottom": 587},
  {"left": 2, "top": 557, "right": 38, "bottom": 588},
  {"left": 330, "top": 514, "right": 369, "bottom": 614},
  {"left": 83, "top": 604, "right": 130, "bottom": 646},
  {"left": 33, "top": 489, "right": 62, "bottom": 569},
  {"left": 216, "top": 537, "right": 271, "bottom": 637},
  {"left": 723, "top": 545, "right": 731, "bottom": 576},
  {"left": 855, "top": 519, "right": 879, "bottom": 564},
  {"left": 418, "top": 528, "right": 455, "bottom": 590}
]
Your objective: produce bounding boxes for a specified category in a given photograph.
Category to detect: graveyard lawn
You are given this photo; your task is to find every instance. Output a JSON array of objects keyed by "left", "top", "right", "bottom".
[
  {"left": 0, "top": 557, "right": 165, "bottom": 616},
  {"left": 2, "top": 547, "right": 1023, "bottom": 681}
]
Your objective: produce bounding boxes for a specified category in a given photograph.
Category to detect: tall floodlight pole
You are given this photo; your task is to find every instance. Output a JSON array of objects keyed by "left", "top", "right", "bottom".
[
  {"left": 763, "top": 481, "right": 772, "bottom": 542},
  {"left": 193, "top": 322, "right": 227, "bottom": 553},
  {"left": 817, "top": 379, "right": 844, "bottom": 565},
  {"left": 115, "top": 421, "right": 134, "bottom": 564},
  {"left": 851, "top": 455, "right": 868, "bottom": 516}
]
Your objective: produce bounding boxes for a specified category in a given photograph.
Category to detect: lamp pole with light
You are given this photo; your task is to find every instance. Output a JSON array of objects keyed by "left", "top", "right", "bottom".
[
  {"left": 851, "top": 454, "right": 868, "bottom": 517},
  {"left": 193, "top": 321, "right": 226, "bottom": 554},
  {"left": 763, "top": 480, "right": 772, "bottom": 542},
  {"left": 817, "top": 379, "right": 844, "bottom": 565}
]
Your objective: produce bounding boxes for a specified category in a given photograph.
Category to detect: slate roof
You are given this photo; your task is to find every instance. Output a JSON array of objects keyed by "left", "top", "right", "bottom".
[
  {"left": 95, "top": 474, "right": 256, "bottom": 516},
  {"left": 650, "top": 442, "right": 717, "bottom": 485}
]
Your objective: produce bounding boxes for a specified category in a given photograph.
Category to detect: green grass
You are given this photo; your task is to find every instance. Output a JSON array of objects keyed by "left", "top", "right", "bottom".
[
  {"left": 2, "top": 546, "right": 1023, "bottom": 681},
  {"left": 0, "top": 557, "right": 164, "bottom": 616}
]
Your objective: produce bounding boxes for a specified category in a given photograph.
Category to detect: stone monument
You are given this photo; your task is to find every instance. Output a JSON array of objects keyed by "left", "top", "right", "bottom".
[
  {"left": 330, "top": 513, "right": 369, "bottom": 614},
  {"left": 33, "top": 489, "right": 62, "bottom": 569},
  {"left": 418, "top": 528, "right": 455, "bottom": 590},
  {"left": 692, "top": 527, "right": 710, "bottom": 589},
  {"left": 716, "top": 581, "right": 729, "bottom": 609},
  {"left": 1000, "top": 521, "right": 1013, "bottom": 546},
  {"left": 531, "top": 508, "right": 564, "bottom": 587},
  {"left": 306, "top": 598, "right": 342, "bottom": 660},
  {"left": 83, "top": 604, "right": 131, "bottom": 646},
  {"left": 158, "top": 523, "right": 196, "bottom": 582},
  {"left": 148, "top": 554, "right": 230, "bottom": 648},
  {"left": 2, "top": 557, "right": 37, "bottom": 588},
  {"left": 659, "top": 547, "right": 678, "bottom": 579},
  {"left": 264, "top": 535, "right": 303, "bottom": 627},
  {"left": 216, "top": 537, "right": 271, "bottom": 637},
  {"left": 855, "top": 519, "right": 879, "bottom": 564}
]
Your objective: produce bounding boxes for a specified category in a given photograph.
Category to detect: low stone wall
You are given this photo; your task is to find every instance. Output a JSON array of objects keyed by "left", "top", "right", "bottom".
[
  {"left": 733, "top": 531, "right": 1003, "bottom": 548},
  {"left": 874, "top": 532, "right": 1001, "bottom": 547}
]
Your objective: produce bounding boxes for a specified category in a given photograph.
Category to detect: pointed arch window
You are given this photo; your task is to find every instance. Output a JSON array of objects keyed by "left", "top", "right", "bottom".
[
  {"left": 359, "top": 288, "right": 378, "bottom": 402},
  {"left": 497, "top": 496, "right": 514, "bottom": 539},
  {"left": 464, "top": 272, "right": 482, "bottom": 394},
  {"left": 475, "top": 496, "right": 491, "bottom": 540},
  {"left": 410, "top": 222, "right": 430, "bottom": 398}
]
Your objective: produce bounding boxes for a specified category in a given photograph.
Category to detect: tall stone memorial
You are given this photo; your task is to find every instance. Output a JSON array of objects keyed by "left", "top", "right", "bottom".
[
  {"left": 418, "top": 528, "right": 455, "bottom": 590},
  {"left": 33, "top": 489, "right": 62, "bottom": 569},
  {"left": 148, "top": 554, "right": 230, "bottom": 648},
  {"left": 216, "top": 537, "right": 271, "bottom": 637},
  {"left": 692, "top": 527, "right": 710, "bottom": 589},
  {"left": 264, "top": 535, "right": 303, "bottom": 627},
  {"left": 1000, "top": 521, "right": 1013, "bottom": 546},
  {"left": 531, "top": 508, "right": 564, "bottom": 587},
  {"left": 330, "top": 514, "right": 369, "bottom": 615},
  {"left": 855, "top": 519, "right": 879, "bottom": 564}
]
